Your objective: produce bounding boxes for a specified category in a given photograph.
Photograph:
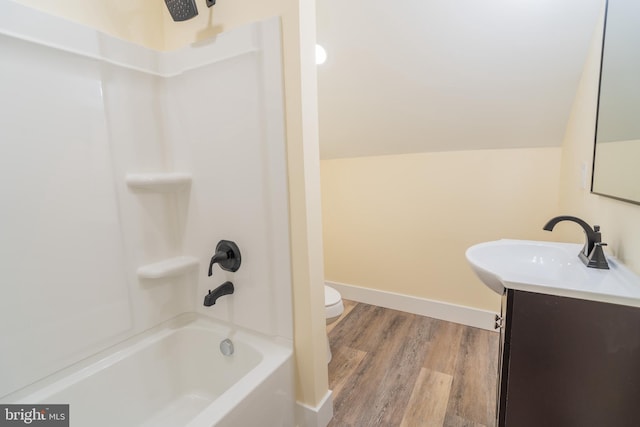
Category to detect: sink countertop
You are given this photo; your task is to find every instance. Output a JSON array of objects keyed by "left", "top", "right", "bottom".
[{"left": 467, "top": 239, "right": 640, "bottom": 308}]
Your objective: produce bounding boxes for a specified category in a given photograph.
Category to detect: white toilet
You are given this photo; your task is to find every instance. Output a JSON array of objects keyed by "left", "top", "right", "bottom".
[{"left": 325, "top": 285, "right": 344, "bottom": 363}]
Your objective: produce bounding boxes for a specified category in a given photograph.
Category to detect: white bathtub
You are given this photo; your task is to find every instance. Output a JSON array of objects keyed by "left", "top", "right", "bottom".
[{"left": 4, "top": 314, "right": 295, "bottom": 427}]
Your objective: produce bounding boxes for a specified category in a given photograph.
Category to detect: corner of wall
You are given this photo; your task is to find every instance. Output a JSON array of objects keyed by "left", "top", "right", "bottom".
[{"left": 296, "top": 390, "right": 333, "bottom": 427}]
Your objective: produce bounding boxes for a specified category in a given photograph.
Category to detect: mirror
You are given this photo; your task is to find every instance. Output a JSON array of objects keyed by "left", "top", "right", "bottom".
[{"left": 592, "top": 0, "right": 640, "bottom": 205}]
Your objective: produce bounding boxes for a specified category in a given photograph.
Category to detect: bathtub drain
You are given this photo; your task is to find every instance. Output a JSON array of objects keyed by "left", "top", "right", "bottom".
[{"left": 220, "top": 338, "right": 234, "bottom": 356}]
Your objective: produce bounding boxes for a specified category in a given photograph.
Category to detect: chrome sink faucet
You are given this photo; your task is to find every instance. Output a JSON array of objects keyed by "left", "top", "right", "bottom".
[{"left": 543, "top": 215, "right": 609, "bottom": 269}]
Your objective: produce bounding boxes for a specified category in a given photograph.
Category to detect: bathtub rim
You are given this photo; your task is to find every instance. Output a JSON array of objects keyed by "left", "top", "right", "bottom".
[{"left": 1, "top": 312, "right": 293, "bottom": 423}]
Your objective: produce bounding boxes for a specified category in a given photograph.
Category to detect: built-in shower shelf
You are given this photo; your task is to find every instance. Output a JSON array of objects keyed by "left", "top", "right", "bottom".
[
  {"left": 137, "top": 256, "right": 199, "bottom": 279},
  {"left": 126, "top": 173, "right": 192, "bottom": 192}
]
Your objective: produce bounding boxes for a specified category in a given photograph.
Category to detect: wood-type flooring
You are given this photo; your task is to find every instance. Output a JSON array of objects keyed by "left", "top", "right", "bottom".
[{"left": 327, "top": 300, "right": 499, "bottom": 427}]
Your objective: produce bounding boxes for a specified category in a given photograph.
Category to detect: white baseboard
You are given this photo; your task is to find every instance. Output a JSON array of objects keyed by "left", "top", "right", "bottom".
[
  {"left": 295, "top": 390, "right": 333, "bottom": 427},
  {"left": 325, "top": 281, "right": 498, "bottom": 331}
]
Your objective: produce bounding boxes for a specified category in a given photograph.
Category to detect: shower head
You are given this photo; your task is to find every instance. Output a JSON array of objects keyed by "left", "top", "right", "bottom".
[{"left": 165, "top": 0, "right": 199, "bottom": 22}]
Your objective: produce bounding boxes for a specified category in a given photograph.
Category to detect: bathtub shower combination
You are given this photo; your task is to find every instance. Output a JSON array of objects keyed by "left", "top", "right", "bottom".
[{"left": 0, "top": 1, "right": 295, "bottom": 426}]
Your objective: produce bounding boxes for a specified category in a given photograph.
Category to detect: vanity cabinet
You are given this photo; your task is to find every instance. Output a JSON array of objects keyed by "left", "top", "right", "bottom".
[{"left": 497, "top": 289, "right": 640, "bottom": 427}]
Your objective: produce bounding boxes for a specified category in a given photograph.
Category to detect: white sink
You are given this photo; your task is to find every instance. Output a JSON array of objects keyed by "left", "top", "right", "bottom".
[
  {"left": 465, "top": 240, "right": 584, "bottom": 294},
  {"left": 465, "top": 239, "right": 640, "bottom": 307}
]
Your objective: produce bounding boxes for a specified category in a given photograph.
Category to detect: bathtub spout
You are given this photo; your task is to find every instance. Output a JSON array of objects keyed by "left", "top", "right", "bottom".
[{"left": 204, "top": 281, "right": 234, "bottom": 306}]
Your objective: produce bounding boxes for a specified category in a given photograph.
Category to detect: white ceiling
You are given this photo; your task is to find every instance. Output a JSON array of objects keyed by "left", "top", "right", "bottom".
[{"left": 316, "top": 0, "right": 603, "bottom": 159}]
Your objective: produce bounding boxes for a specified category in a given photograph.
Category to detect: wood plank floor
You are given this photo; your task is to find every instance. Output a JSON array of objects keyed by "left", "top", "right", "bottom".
[{"left": 328, "top": 300, "right": 499, "bottom": 427}]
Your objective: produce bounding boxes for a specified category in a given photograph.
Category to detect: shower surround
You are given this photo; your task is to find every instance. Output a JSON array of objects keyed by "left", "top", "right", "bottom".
[{"left": 0, "top": 1, "right": 294, "bottom": 424}]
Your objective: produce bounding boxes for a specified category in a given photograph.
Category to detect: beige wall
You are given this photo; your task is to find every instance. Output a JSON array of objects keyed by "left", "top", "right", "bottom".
[
  {"left": 14, "top": 0, "right": 164, "bottom": 49},
  {"left": 13, "top": 0, "right": 329, "bottom": 409},
  {"left": 560, "top": 6, "right": 640, "bottom": 275},
  {"left": 161, "top": 0, "right": 286, "bottom": 50},
  {"left": 321, "top": 147, "right": 563, "bottom": 312}
]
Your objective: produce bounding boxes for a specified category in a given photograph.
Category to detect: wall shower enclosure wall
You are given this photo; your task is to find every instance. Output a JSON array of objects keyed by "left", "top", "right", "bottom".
[{"left": 0, "top": 1, "right": 294, "bottom": 424}]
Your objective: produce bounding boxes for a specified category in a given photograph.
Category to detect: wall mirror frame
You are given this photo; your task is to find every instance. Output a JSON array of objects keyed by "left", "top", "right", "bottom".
[{"left": 591, "top": 0, "right": 640, "bottom": 206}]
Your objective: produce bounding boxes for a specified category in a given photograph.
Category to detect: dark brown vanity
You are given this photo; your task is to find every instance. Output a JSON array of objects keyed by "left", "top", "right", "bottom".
[{"left": 497, "top": 289, "right": 640, "bottom": 427}]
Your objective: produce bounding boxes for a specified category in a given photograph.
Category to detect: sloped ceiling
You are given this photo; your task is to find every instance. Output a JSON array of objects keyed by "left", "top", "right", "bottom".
[{"left": 317, "top": 0, "right": 603, "bottom": 159}]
